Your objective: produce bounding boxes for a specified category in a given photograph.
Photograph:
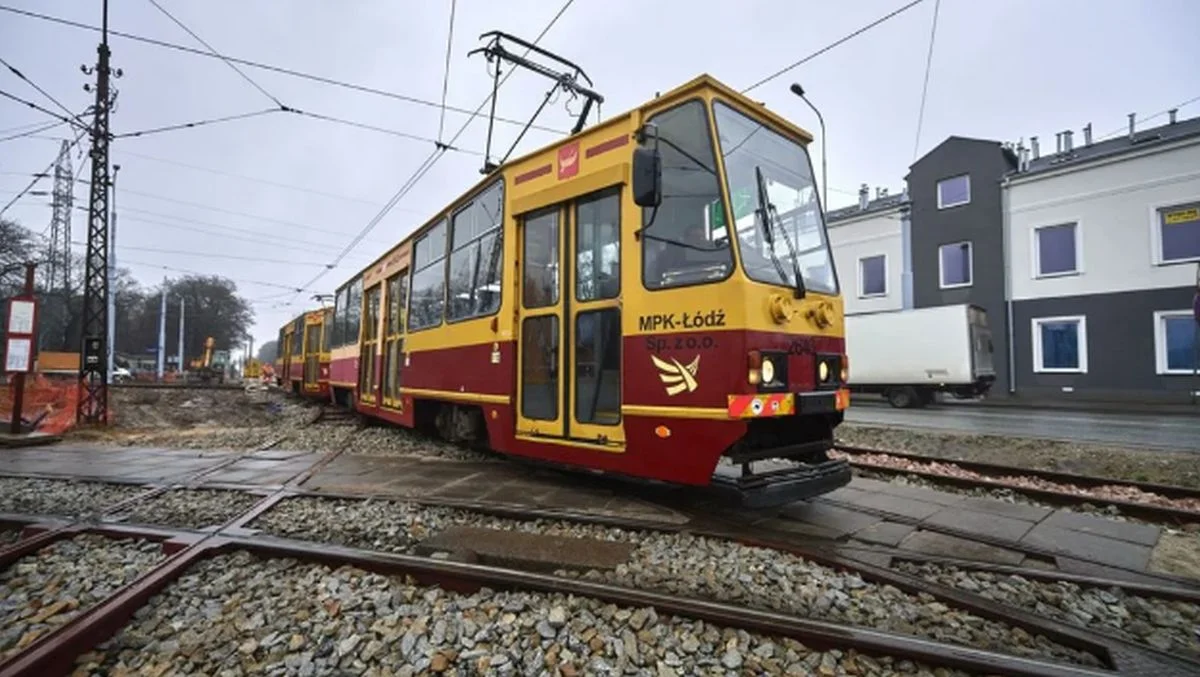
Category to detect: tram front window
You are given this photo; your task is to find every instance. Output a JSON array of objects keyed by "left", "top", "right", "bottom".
[{"left": 641, "top": 100, "right": 733, "bottom": 290}]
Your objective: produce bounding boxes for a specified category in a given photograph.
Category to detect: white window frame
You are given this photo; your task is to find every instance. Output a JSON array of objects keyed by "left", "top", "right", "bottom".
[
  {"left": 857, "top": 254, "right": 887, "bottom": 298},
  {"left": 936, "top": 174, "right": 971, "bottom": 209},
  {"left": 1031, "top": 221, "right": 1082, "bottom": 278},
  {"left": 1154, "top": 310, "right": 1198, "bottom": 375},
  {"left": 1149, "top": 196, "right": 1200, "bottom": 266},
  {"left": 937, "top": 240, "right": 973, "bottom": 289},
  {"left": 1031, "top": 315, "right": 1088, "bottom": 374}
]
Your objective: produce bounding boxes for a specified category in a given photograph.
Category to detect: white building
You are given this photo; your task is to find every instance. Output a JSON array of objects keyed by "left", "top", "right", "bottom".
[
  {"left": 825, "top": 187, "right": 911, "bottom": 316},
  {"left": 1002, "top": 113, "right": 1200, "bottom": 401}
]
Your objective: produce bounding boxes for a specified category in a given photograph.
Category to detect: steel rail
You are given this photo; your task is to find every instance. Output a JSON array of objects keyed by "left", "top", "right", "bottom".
[
  {"left": 835, "top": 444, "right": 1200, "bottom": 500},
  {"left": 0, "top": 521, "right": 1116, "bottom": 677},
  {"left": 835, "top": 444, "right": 1200, "bottom": 526}
]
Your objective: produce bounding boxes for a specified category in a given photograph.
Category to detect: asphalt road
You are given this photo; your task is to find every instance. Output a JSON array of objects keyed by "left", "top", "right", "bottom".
[{"left": 844, "top": 401, "right": 1200, "bottom": 451}]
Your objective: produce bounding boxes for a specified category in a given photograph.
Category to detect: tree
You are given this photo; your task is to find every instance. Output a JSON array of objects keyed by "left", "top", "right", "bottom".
[
  {"left": 0, "top": 218, "right": 37, "bottom": 296},
  {"left": 256, "top": 340, "right": 278, "bottom": 363}
]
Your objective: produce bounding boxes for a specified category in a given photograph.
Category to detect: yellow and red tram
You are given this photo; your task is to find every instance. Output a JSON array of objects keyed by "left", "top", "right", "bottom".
[
  {"left": 275, "top": 308, "right": 332, "bottom": 400},
  {"left": 295, "top": 74, "right": 852, "bottom": 505}
]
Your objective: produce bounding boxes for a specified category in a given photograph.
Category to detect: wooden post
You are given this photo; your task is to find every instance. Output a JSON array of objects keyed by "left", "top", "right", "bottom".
[{"left": 9, "top": 262, "right": 36, "bottom": 434}]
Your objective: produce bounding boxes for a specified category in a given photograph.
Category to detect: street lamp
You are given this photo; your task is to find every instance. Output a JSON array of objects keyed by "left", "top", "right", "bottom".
[{"left": 790, "top": 83, "right": 827, "bottom": 211}]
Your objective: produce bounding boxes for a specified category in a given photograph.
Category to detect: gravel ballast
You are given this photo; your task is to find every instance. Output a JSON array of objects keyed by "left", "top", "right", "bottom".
[
  {"left": 0, "top": 477, "right": 146, "bottom": 518},
  {"left": 76, "top": 551, "right": 971, "bottom": 676},
  {"left": 1, "top": 534, "right": 164, "bottom": 660},
  {"left": 251, "top": 496, "right": 1101, "bottom": 667},
  {"left": 896, "top": 561, "right": 1200, "bottom": 659},
  {"left": 121, "top": 489, "right": 263, "bottom": 530},
  {"left": 1, "top": 528, "right": 21, "bottom": 545}
]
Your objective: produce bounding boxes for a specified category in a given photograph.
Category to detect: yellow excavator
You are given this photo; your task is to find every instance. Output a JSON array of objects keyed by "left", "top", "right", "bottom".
[{"left": 188, "top": 336, "right": 230, "bottom": 384}]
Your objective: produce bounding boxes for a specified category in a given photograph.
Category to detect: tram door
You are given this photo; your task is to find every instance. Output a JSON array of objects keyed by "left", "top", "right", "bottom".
[
  {"left": 302, "top": 321, "right": 321, "bottom": 392},
  {"left": 358, "top": 284, "right": 382, "bottom": 406},
  {"left": 515, "top": 187, "right": 625, "bottom": 446}
]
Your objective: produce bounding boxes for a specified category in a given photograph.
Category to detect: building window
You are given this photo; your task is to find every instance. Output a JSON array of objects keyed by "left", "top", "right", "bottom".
[
  {"left": 937, "top": 174, "right": 970, "bottom": 209},
  {"left": 938, "top": 241, "right": 972, "bottom": 288},
  {"left": 1155, "top": 311, "right": 1198, "bottom": 374},
  {"left": 1032, "top": 316, "right": 1087, "bottom": 373},
  {"left": 858, "top": 255, "right": 886, "bottom": 297},
  {"left": 1034, "top": 222, "right": 1079, "bottom": 277},
  {"left": 1157, "top": 201, "right": 1200, "bottom": 264}
]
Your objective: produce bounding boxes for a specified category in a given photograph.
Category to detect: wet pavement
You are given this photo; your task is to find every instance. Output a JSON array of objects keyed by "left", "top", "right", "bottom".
[
  {"left": 0, "top": 444, "right": 1191, "bottom": 587},
  {"left": 845, "top": 402, "right": 1200, "bottom": 451}
]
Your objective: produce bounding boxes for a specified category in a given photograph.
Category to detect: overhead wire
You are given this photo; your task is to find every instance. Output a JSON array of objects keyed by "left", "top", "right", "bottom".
[
  {"left": 0, "top": 4, "right": 564, "bottom": 135},
  {"left": 0, "top": 118, "right": 65, "bottom": 143},
  {"left": 741, "top": 0, "right": 929, "bottom": 94},
  {"left": 71, "top": 239, "right": 328, "bottom": 266},
  {"left": 1095, "top": 93, "right": 1200, "bottom": 142},
  {"left": 114, "top": 107, "right": 281, "bottom": 139},
  {"left": 437, "top": 0, "right": 457, "bottom": 142},
  {"left": 911, "top": 0, "right": 941, "bottom": 161},
  {"left": 0, "top": 54, "right": 75, "bottom": 118},
  {"left": 283, "top": 108, "right": 478, "bottom": 154},
  {"left": 289, "top": 0, "right": 577, "bottom": 299},
  {"left": 0, "top": 88, "right": 89, "bottom": 132},
  {"left": 145, "top": 0, "right": 285, "bottom": 108}
]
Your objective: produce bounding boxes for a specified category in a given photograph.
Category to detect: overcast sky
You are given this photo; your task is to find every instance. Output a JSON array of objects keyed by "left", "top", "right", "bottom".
[{"left": 2, "top": 0, "right": 1198, "bottom": 351}]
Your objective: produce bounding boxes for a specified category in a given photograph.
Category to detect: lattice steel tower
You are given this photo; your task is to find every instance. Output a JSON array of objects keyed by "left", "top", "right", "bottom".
[
  {"left": 77, "top": 0, "right": 117, "bottom": 424},
  {"left": 44, "top": 140, "right": 73, "bottom": 294}
]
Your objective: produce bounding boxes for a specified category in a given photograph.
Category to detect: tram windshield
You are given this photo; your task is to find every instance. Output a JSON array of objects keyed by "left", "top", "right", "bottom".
[{"left": 713, "top": 101, "right": 839, "bottom": 296}]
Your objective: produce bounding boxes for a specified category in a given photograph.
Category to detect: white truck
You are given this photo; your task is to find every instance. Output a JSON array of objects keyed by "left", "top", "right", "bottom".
[{"left": 845, "top": 304, "right": 995, "bottom": 408}]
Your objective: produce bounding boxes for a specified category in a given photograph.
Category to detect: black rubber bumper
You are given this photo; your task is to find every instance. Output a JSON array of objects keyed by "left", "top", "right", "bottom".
[{"left": 709, "top": 458, "right": 852, "bottom": 509}]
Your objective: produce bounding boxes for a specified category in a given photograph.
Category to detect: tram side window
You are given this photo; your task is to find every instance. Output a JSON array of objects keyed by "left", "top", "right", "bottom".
[
  {"left": 641, "top": 99, "right": 733, "bottom": 290},
  {"left": 447, "top": 181, "right": 504, "bottom": 322},
  {"left": 291, "top": 318, "right": 303, "bottom": 355},
  {"left": 409, "top": 218, "right": 448, "bottom": 331},
  {"left": 321, "top": 310, "right": 332, "bottom": 352},
  {"left": 331, "top": 287, "right": 344, "bottom": 347},
  {"left": 346, "top": 277, "right": 363, "bottom": 345}
]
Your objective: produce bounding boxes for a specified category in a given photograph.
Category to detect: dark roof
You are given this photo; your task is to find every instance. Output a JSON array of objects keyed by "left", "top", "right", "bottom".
[
  {"left": 1014, "top": 113, "right": 1200, "bottom": 179},
  {"left": 827, "top": 192, "right": 909, "bottom": 223}
]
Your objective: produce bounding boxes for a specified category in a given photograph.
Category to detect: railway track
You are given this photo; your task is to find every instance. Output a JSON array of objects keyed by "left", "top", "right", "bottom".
[
  {"left": 3, "top": 469, "right": 1198, "bottom": 675},
  {"left": 832, "top": 444, "right": 1200, "bottom": 527}
]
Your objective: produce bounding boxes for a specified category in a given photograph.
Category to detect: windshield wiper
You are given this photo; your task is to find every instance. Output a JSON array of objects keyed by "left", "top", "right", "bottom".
[
  {"left": 638, "top": 231, "right": 724, "bottom": 252},
  {"left": 754, "top": 166, "right": 806, "bottom": 299}
]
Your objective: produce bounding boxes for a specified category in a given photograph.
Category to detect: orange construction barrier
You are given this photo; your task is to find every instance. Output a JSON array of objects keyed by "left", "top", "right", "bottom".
[{"left": 0, "top": 373, "right": 114, "bottom": 435}]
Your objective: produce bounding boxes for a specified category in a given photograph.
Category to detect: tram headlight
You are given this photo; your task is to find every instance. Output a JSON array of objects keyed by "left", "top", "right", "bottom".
[{"left": 761, "top": 358, "right": 776, "bottom": 385}]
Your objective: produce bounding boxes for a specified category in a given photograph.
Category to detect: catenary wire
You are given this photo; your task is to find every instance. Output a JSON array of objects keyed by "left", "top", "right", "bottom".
[
  {"left": 145, "top": 0, "right": 285, "bottom": 108},
  {"left": 741, "top": 0, "right": 929, "bottom": 94},
  {"left": 0, "top": 118, "right": 65, "bottom": 143},
  {"left": 114, "top": 107, "right": 281, "bottom": 139},
  {"left": 0, "top": 88, "right": 89, "bottom": 132},
  {"left": 438, "top": 0, "right": 458, "bottom": 142},
  {"left": 0, "top": 123, "right": 87, "bottom": 218},
  {"left": 911, "top": 0, "right": 941, "bottom": 160},
  {"left": 0, "top": 4, "right": 564, "bottom": 135},
  {"left": 0, "top": 54, "right": 76, "bottom": 118}
]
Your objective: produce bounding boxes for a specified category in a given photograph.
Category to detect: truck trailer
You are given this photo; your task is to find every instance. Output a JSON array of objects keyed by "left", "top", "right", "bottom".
[{"left": 845, "top": 304, "right": 995, "bottom": 408}]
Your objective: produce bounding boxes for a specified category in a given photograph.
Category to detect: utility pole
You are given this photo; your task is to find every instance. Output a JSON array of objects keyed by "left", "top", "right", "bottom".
[
  {"left": 44, "top": 140, "right": 73, "bottom": 294},
  {"left": 178, "top": 296, "right": 185, "bottom": 377},
  {"left": 106, "top": 163, "right": 120, "bottom": 383},
  {"left": 77, "top": 0, "right": 120, "bottom": 424},
  {"left": 156, "top": 278, "right": 166, "bottom": 379}
]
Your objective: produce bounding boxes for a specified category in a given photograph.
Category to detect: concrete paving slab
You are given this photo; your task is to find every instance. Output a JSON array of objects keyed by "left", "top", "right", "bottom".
[
  {"left": 755, "top": 517, "right": 846, "bottom": 541},
  {"left": 1021, "top": 523, "right": 1152, "bottom": 571},
  {"left": 872, "top": 482, "right": 966, "bottom": 507},
  {"left": 852, "top": 521, "right": 915, "bottom": 547},
  {"left": 897, "top": 530, "right": 1026, "bottom": 566},
  {"left": 923, "top": 507, "right": 1035, "bottom": 542},
  {"left": 838, "top": 492, "right": 944, "bottom": 521},
  {"left": 956, "top": 497, "right": 1052, "bottom": 522},
  {"left": 414, "top": 526, "right": 635, "bottom": 573},
  {"left": 1041, "top": 509, "right": 1161, "bottom": 546},
  {"left": 779, "top": 502, "right": 881, "bottom": 537},
  {"left": 1056, "top": 556, "right": 1190, "bottom": 585},
  {"left": 819, "top": 486, "right": 873, "bottom": 504}
]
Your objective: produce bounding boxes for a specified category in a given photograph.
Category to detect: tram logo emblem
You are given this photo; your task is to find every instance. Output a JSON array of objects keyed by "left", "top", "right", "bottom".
[
  {"left": 652, "top": 354, "right": 700, "bottom": 396},
  {"left": 557, "top": 142, "right": 580, "bottom": 180}
]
